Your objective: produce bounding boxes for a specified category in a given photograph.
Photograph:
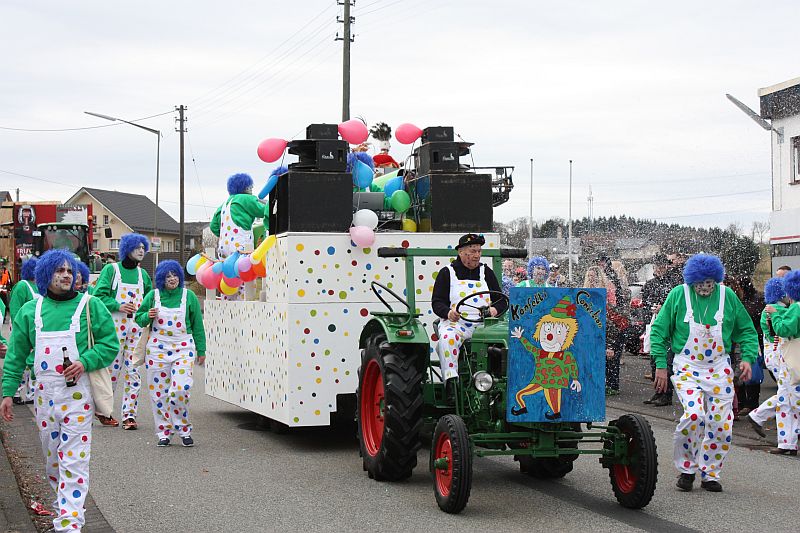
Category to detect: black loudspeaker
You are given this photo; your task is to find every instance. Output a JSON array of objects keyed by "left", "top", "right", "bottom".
[
  {"left": 408, "top": 173, "right": 492, "bottom": 232},
  {"left": 269, "top": 171, "right": 352, "bottom": 233},
  {"left": 288, "top": 140, "right": 348, "bottom": 171},
  {"left": 413, "top": 141, "right": 472, "bottom": 175},
  {"left": 306, "top": 123, "right": 339, "bottom": 140},
  {"left": 422, "top": 126, "right": 454, "bottom": 143}
]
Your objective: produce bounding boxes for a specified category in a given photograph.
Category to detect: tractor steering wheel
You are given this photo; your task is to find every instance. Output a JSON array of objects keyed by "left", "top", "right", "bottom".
[{"left": 455, "top": 290, "right": 509, "bottom": 324}]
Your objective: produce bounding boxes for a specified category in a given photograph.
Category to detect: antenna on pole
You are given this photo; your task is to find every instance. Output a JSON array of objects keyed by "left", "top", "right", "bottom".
[{"left": 726, "top": 93, "right": 783, "bottom": 142}]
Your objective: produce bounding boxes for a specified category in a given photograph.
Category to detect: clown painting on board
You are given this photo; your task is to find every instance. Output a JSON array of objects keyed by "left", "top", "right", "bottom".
[{"left": 507, "top": 287, "right": 607, "bottom": 422}]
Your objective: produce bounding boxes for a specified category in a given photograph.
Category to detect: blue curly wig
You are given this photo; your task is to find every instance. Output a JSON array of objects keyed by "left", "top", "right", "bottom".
[
  {"left": 270, "top": 165, "right": 288, "bottom": 179},
  {"left": 527, "top": 256, "right": 550, "bottom": 279},
  {"left": 75, "top": 262, "right": 90, "bottom": 285},
  {"left": 20, "top": 258, "right": 38, "bottom": 281},
  {"left": 227, "top": 173, "right": 254, "bottom": 195},
  {"left": 154, "top": 260, "right": 185, "bottom": 290},
  {"left": 783, "top": 270, "right": 800, "bottom": 301},
  {"left": 683, "top": 254, "right": 724, "bottom": 285},
  {"left": 119, "top": 233, "right": 150, "bottom": 261},
  {"left": 764, "top": 277, "right": 785, "bottom": 304},
  {"left": 346, "top": 151, "right": 375, "bottom": 173},
  {"left": 35, "top": 249, "right": 77, "bottom": 296}
]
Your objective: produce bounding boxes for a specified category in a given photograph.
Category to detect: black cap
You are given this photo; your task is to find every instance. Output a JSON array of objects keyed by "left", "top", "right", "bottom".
[{"left": 455, "top": 233, "right": 485, "bottom": 250}]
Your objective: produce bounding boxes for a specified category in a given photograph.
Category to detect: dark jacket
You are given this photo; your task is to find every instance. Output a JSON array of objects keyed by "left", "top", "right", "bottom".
[
  {"left": 431, "top": 258, "right": 507, "bottom": 319},
  {"left": 641, "top": 273, "right": 673, "bottom": 319}
]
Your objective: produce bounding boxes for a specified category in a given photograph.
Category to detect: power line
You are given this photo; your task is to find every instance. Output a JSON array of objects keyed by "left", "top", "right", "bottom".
[
  {"left": 651, "top": 206, "right": 770, "bottom": 221},
  {"left": 594, "top": 188, "right": 770, "bottom": 205},
  {"left": 0, "top": 110, "right": 174, "bottom": 133},
  {"left": 185, "top": 130, "right": 210, "bottom": 218}
]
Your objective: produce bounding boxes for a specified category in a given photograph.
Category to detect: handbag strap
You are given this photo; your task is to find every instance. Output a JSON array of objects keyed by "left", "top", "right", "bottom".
[{"left": 85, "top": 297, "right": 94, "bottom": 349}]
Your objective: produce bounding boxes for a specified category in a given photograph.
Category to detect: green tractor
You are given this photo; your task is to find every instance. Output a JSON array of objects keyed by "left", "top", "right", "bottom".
[{"left": 356, "top": 246, "right": 658, "bottom": 514}]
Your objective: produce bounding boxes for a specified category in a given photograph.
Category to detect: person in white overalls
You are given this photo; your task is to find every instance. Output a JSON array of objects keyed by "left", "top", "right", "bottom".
[
  {"left": 431, "top": 234, "right": 508, "bottom": 397},
  {"left": 9, "top": 257, "right": 40, "bottom": 404},
  {"left": 92, "top": 233, "right": 153, "bottom": 429},
  {"left": 210, "top": 173, "right": 268, "bottom": 301},
  {"left": 1, "top": 249, "right": 118, "bottom": 532},
  {"left": 651, "top": 254, "right": 758, "bottom": 493},
  {"left": 135, "top": 260, "right": 206, "bottom": 447}
]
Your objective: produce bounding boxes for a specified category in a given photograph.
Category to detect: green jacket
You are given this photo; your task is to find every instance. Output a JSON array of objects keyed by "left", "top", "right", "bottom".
[
  {"left": 8, "top": 280, "right": 38, "bottom": 321},
  {"left": 760, "top": 302, "right": 786, "bottom": 344},
  {"left": 134, "top": 287, "right": 207, "bottom": 357},
  {"left": 2, "top": 294, "right": 119, "bottom": 397},
  {"left": 210, "top": 194, "right": 268, "bottom": 237},
  {"left": 771, "top": 301, "right": 800, "bottom": 339},
  {"left": 650, "top": 284, "right": 759, "bottom": 369},
  {"left": 92, "top": 262, "right": 153, "bottom": 314},
  {"left": 0, "top": 299, "right": 6, "bottom": 346}
]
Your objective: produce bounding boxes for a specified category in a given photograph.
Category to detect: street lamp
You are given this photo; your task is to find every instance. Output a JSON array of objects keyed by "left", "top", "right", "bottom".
[{"left": 85, "top": 111, "right": 161, "bottom": 265}]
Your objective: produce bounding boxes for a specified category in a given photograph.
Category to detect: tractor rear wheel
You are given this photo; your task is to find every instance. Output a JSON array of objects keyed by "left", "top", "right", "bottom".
[
  {"left": 357, "top": 333, "right": 422, "bottom": 481},
  {"left": 430, "top": 414, "right": 472, "bottom": 514},
  {"left": 608, "top": 413, "right": 658, "bottom": 509}
]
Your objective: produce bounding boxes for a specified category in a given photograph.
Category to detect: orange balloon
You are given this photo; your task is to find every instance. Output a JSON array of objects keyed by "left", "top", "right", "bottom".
[{"left": 252, "top": 260, "right": 266, "bottom": 278}]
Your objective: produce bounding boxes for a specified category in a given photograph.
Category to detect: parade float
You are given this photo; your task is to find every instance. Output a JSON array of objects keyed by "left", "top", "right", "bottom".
[{"left": 199, "top": 120, "right": 514, "bottom": 428}]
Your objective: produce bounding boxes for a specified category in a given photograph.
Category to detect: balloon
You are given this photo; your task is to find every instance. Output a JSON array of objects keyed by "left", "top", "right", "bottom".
[
  {"left": 195, "top": 262, "right": 213, "bottom": 288},
  {"left": 338, "top": 119, "right": 369, "bottom": 144},
  {"left": 352, "top": 160, "right": 374, "bottom": 189},
  {"left": 349, "top": 225, "right": 376, "bottom": 248},
  {"left": 237, "top": 255, "right": 252, "bottom": 272},
  {"left": 258, "top": 174, "right": 279, "bottom": 200},
  {"left": 353, "top": 209, "right": 379, "bottom": 230},
  {"left": 257, "top": 138, "right": 288, "bottom": 163},
  {"left": 395, "top": 123, "right": 423, "bottom": 145},
  {"left": 390, "top": 190, "right": 411, "bottom": 214},
  {"left": 201, "top": 265, "right": 223, "bottom": 290},
  {"left": 219, "top": 279, "right": 239, "bottom": 296},
  {"left": 402, "top": 218, "right": 417, "bottom": 232},
  {"left": 252, "top": 235, "right": 277, "bottom": 263},
  {"left": 186, "top": 254, "right": 202, "bottom": 275},
  {"left": 195, "top": 256, "right": 208, "bottom": 272},
  {"left": 222, "top": 274, "right": 243, "bottom": 288},
  {"left": 371, "top": 169, "right": 399, "bottom": 190},
  {"left": 252, "top": 259, "right": 266, "bottom": 278},
  {"left": 223, "top": 252, "right": 241, "bottom": 278},
  {"left": 211, "top": 261, "right": 224, "bottom": 274},
  {"left": 238, "top": 266, "right": 258, "bottom": 282},
  {"left": 383, "top": 176, "right": 403, "bottom": 197}
]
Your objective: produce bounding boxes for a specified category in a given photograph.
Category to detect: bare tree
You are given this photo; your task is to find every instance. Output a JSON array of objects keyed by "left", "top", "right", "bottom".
[{"left": 750, "top": 220, "right": 770, "bottom": 244}]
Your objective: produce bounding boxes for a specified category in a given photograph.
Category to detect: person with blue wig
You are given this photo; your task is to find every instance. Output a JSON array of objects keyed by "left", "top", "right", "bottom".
[
  {"left": 516, "top": 256, "right": 550, "bottom": 288},
  {"left": 8, "top": 257, "right": 41, "bottom": 404},
  {"left": 650, "top": 253, "right": 758, "bottom": 492},
  {"left": 74, "top": 261, "right": 91, "bottom": 294},
  {"left": 93, "top": 232, "right": 153, "bottom": 429},
  {"left": 210, "top": 173, "right": 268, "bottom": 300},
  {"left": 135, "top": 260, "right": 206, "bottom": 447},
  {"left": 1, "top": 249, "right": 117, "bottom": 532}
]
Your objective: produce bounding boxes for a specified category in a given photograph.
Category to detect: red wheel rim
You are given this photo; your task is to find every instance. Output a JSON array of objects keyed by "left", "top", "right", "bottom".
[
  {"left": 434, "top": 431, "right": 453, "bottom": 497},
  {"left": 613, "top": 429, "right": 638, "bottom": 494},
  {"left": 360, "top": 359, "right": 385, "bottom": 457}
]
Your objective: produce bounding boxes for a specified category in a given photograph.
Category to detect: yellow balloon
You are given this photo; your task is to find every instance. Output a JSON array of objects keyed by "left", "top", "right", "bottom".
[
  {"left": 402, "top": 218, "right": 417, "bottom": 232},
  {"left": 219, "top": 278, "right": 238, "bottom": 295},
  {"left": 195, "top": 256, "right": 208, "bottom": 270},
  {"left": 251, "top": 235, "right": 277, "bottom": 262}
]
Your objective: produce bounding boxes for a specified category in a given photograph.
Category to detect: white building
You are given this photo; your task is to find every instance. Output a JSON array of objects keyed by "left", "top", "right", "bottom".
[{"left": 760, "top": 77, "right": 800, "bottom": 270}]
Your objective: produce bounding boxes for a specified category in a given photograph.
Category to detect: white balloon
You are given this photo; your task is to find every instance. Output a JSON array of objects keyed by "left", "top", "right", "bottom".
[{"left": 352, "top": 209, "right": 379, "bottom": 230}]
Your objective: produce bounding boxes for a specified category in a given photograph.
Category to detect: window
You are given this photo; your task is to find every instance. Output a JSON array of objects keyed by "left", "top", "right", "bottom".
[
  {"left": 103, "top": 214, "right": 109, "bottom": 225},
  {"left": 175, "top": 239, "right": 181, "bottom": 251},
  {"left": 110, "top": 239, "right": 120, "bottom": 250},
  {"left": 166, "top": 240, "right": 172, "bottom": 252},
  {"left": 772, "top": 242, "right": 800, "bottom": 257},
  {"left": 92, "top": 239, "right": 98, "bottom": 250}
]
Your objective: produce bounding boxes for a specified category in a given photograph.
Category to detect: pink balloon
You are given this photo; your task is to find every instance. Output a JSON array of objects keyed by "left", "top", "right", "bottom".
[
  {"left": 395, "top": 123, "right": 423, "bottom": 145},
  {"left": 338, "top": 119, "right": 369, "bottom": 145},
  {"left": 222, "top": 274, "right": 243, "bottom": 287},
  {"left": 257, "top": 138, "right": 288, "bottom": 163},
  {"left": 205, "top": 268, "right": 223, "bottom": 290},
  {"left": 349, "top": 225, "right": 376, "bottom": 248}
]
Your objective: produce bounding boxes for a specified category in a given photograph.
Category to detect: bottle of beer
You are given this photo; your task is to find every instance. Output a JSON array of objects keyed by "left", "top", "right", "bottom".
[{"left": 62, "top": 347, "right": 77, "bottom": 387}]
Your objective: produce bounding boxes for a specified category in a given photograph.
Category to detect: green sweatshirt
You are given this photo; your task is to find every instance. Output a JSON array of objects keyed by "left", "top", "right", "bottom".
[
  {"left": 760, "top": 302, "right": 787, "bottom": 344},
  {"left": 2, "top": 294, "right": 119, "bottom": 397},
  {"left": 0, "top": 299, "right": 6, "bottom": 346},
  {"left": 650, "top": 284, "right": 759, "bottom": 369},
  {"left": 771, "top": 301, "right": 800, "bottom": 339},
  {"left": 92, "top": 262, "right": 153, "bottom": 313},
  {"left": 210, "top": 194, "right": 268, "bottom": 237},
  {"left": 8, "top": 279, "right": 38, "bottom": 320},
  {"left": 134, "top": 288, "right": 207, "bottom": 357}
]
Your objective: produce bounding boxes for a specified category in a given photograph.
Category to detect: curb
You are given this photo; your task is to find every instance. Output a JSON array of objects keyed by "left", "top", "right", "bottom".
[{"left": 0, "top": 409, "right": 36, "bottom": 533}]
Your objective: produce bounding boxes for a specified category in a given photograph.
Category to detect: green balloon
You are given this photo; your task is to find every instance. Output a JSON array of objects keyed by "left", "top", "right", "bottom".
[
  {"left": 390, "top": 190, "right": 411, "bottom": 214},
  {"left": 371, "top": 170, "right": 399, "bottom": 191}
]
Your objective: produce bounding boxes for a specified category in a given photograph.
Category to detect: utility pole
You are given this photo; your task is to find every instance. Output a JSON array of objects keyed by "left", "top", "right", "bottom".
[
  {"left": 568, "top": 160, "right": 573, "bottom": 283},
  {"left": 587, "top": 185, "right": 594, "bottom": 231},
  {"left": 176, "top": 105, "right": 187, "bottom": 265},
  {"left": 528, "top": 158, "right": 534, "bottom": 258},
  {"left": 15, "top": 188, "right": 19, "bottom": 201},
  {"left": 336, "top": 1, "right": 355, "bottom": 121}
]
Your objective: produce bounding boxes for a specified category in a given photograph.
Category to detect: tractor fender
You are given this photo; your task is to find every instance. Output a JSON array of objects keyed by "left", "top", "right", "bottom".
[{"left": 359, "top": 317, "right": 430, "bottom": 374}]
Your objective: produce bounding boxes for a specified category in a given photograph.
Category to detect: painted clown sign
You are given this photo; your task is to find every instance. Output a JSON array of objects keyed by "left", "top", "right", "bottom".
[{"left": 507, "top": 287, "right": 607, "bottom": 422}]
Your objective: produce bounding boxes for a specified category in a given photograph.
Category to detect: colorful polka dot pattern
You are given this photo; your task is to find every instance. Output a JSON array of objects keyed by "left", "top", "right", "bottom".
[{"left": 749, "top": 340, "right": 800, "bottom": 450}]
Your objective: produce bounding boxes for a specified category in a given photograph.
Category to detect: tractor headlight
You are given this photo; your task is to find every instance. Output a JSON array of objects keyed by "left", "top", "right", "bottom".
[{"left": 473, "top": 371, "right": 494, "bottom": 392}]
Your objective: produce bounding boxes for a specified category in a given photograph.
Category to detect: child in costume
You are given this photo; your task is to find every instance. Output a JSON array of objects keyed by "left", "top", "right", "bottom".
[
  {"left": 516, "top": 256, "right": 550, "bottom": 288},
  {"left": 8, "top": 257, "right": 39, "bottom": 404},
  {"left": 370, "top": 122, "right": 400, "bottom": 169},
  {"left": 651, "top": 254, "right": 758, "bottom": 492},
  {"left": 1, "top": 249, "right": 118, "bottom": 532},
  {"left": 92, "top": 233, "right": 153, "bottom": 429}
]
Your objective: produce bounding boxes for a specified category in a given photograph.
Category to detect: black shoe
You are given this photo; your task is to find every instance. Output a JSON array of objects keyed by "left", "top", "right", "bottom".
[
  {"left": 511, "top": 406, "right": 528, "bottom": 416},
  {"left": 544, "top": 411, "right": 562, "bottom": 420},
  {"left": 157, "top": 438, "right": 171, "bottom": 447},
  {"left": 767, "top": 447, "right": 797, "bottom": 456},
  {"left": 181, "top": 436, "right": 194, "bottom": 447},
  {"left": 643, "top": 393, "right": 659, "bottom": 405},
  {"left": 652, "top": 394, "right": 673, "bottom": 407},
  {"left": 445, "top": 379, "right": 457, "bottom": 404},
  {"left": 676, "top": 473, "right": 695, "bottom": 491},
  {"left": 11, "top": 397, "right": 23, "bottom": 405},
  {"left": 701, "top": 480, "right": 722, "bottom": 492},
  {"left": 748, "top": 415, "right": 767, "bottom": 438}
]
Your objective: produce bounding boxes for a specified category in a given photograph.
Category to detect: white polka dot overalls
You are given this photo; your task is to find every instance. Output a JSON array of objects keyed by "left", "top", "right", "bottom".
[
  {"left": 435, "top": 265, "right": 492, "bottom": 381},
  {"left": 671, "top": 284, "right": 735, "bottom": 480},
  {"left": 750, "top": 325, "right": 800, "bottom": 450},
  {"left": 32, "top": 293, "right": 94, "bottom": 532},
  {"left": 109, "top": 263, "right": 144, "bottom": 420},
  {"left": 216, "top": 198, "right": 254, "bottom": 301},
  {"left": 15, "top": 280, "right": 41, "bottom": 402},
  {"left": 145, "top": 289, "right": 196, "bottom": 440}
]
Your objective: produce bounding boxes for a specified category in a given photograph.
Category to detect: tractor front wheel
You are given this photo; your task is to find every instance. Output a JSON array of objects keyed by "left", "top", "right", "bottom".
[
  {"left": 608, "top": 413, "right": 658, "bottom": 509},
  {"left": 430, "top": 415, "right": 472, "bottom": 514},
  {"left": 357, "top": 333, "right": 422, "bottom": 481}
]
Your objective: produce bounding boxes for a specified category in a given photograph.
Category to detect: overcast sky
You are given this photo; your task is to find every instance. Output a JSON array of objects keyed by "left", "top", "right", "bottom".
[{"left": 1, "top": 0, "right": 796, "bottom": 232}]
